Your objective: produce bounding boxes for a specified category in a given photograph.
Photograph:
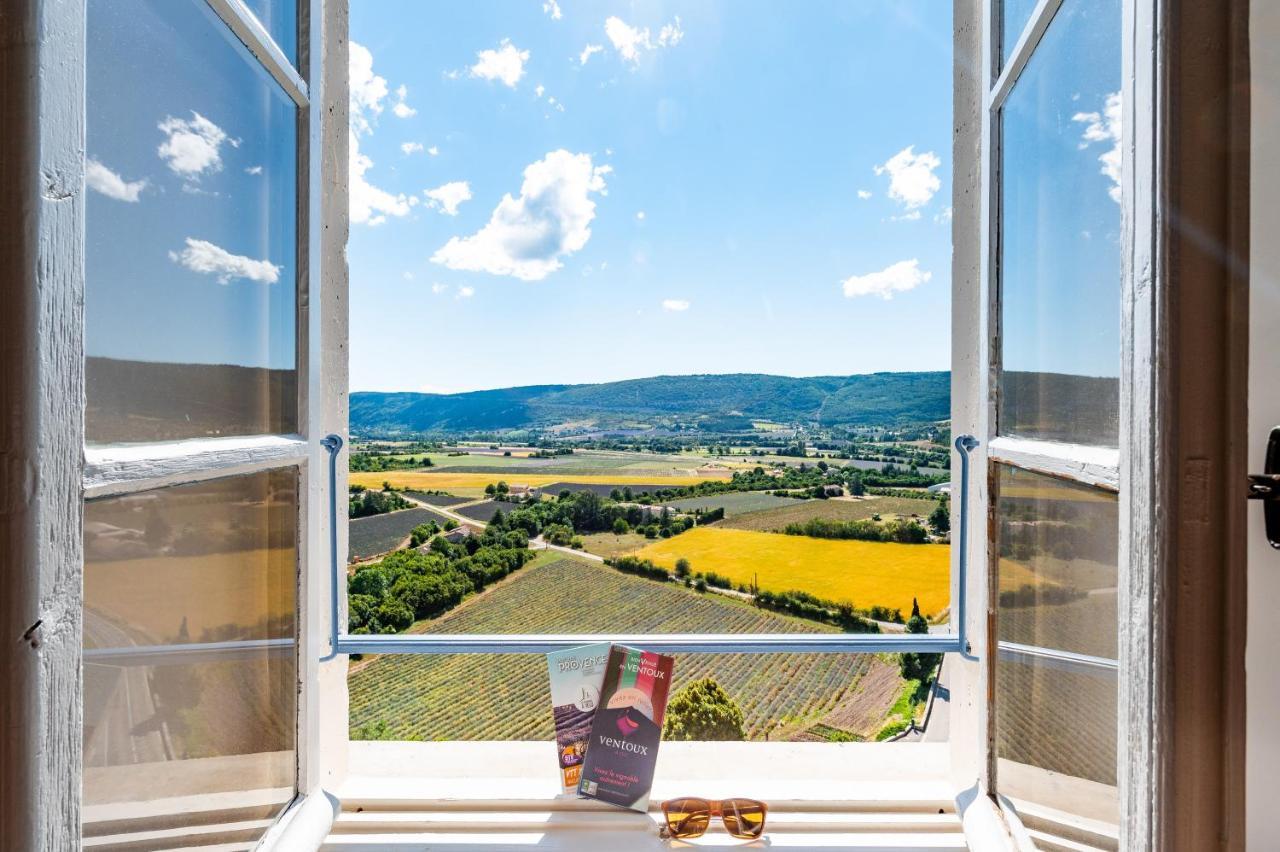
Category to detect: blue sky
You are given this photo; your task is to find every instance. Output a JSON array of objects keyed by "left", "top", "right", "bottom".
[{"left": 348, "top": 0, "right": 956, "bottom": 393}]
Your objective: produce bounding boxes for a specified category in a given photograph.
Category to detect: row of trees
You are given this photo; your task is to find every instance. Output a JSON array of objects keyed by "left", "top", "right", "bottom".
[
  {"left": 348, "top": 485, "right": 411, "bottom": 519},
  {"left": 782, "top": 517, "right": 931, "bottom": 544}
]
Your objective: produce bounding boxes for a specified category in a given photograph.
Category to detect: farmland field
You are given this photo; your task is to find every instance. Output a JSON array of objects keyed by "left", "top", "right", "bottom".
[
  {"left": 578, "top": 531, "right": 650, "bottom": 558},
  {"left": 348, "top": 557, "right": 903, "bottom": 741},
  {"left": 453, "top": 500, "right": 511, "bottom": 523},
  {"left": 404, "top": 491, "right": 472, "bottom": 507},
  {"left": 349, "top": 471, "right": 726, "bottom": 493},
  {"left": 634, "top": 527, "right": 950, "bottom": 617},
  {"left": 348, "top": 508, "right": 442, "bottom": 562},
  {"left": 722, "top": 495, "right": 939, "bottom": 532},
  {"left": 662, "top": 492, "right": 798, "bottom": 516},
  {"left": 538, "top": 481, "right": 692, "bottom": 497}
]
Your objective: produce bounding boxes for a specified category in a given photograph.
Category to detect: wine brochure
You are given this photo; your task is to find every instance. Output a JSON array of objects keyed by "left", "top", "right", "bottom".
[
  {"left": 545, "top": 643, "right": 610, "bottom": 793},
  {"left": 576, "top": 645, "right": 676, "bottom": 812}
]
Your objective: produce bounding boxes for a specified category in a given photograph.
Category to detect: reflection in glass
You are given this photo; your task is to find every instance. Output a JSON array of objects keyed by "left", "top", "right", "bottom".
[
  {"left": 995, "top": 655, "right": 1118, "bottom": 826},
  {"left": 998, "top": 0, "right": 1121, "bottom": 445},
  {"left": 349, "top": 651, "right": 949, "bottom": 743},
  {"left": 82, "top": 471, "right": 296, "bottom": 828},
  {"left": 995, "top": 465, "right": 1118, "bottom": 659},
  {"left": 240, "top": 0, "right": 299, "bottom": 65},
  {"left": 1000, "top": 0, "right": 1040, "bottom": 67},
  {"left": 86, "top": 0, "right": 297, "bottom": 443}
]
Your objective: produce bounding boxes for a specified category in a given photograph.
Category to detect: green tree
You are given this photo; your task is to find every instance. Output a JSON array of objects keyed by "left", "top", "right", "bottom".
[
  {"left": 928, "top": 503, "right": 950, "bottom": 535},
  {"left": 485, "top": 483, "right": 496, "bottom": 496},
  {"left": 663, "top": 678, "right": 747, "bottom": 741},
  {"left": 899, "top": 598, "right": 939, "bottom": 682},
  {"left": 612, "top": 518, "right": 630, "bottom": 534},
  {"left": 674, "top": 557, "right": 692, "bottom": 578}
]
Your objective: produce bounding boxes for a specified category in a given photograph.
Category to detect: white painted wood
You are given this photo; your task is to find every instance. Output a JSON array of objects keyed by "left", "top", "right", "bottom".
[
  {"left": 257, "top": 790, "right": 340, "bottom": 852},
  {"left": 0, "top": 0, "right": 87, "bottom": 848},
  {"left": 83, "top": 434, "right": 307, "bottom": 498},
  {"left": 1246, "top": 3, "right": 1280, "bottom": 847},
  {"left": 1116, "top": 0, "right": 1164, "bottom": 849},
  {"left": 204, "top": 0, "right": 309, "bottom": 107},
  {"left": 988, "top": 0, "right": 1062, "bottom": 111},
  {"left": 986, "top": 436, "right": 1120, "bottom": 491}
]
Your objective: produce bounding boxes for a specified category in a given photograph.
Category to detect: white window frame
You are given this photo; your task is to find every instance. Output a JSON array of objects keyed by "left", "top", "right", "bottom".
[{"left": 951, "top": 0, "right": 1163, "bottom": 848}]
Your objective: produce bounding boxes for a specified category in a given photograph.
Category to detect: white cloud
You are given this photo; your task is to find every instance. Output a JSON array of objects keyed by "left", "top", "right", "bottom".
[
  {"left": 1073, "top": 91, "right": 1122, "bottom": 203},
  {"left": 428, "top": 145, "right": 440, "bottom": 156},
  {"left": 431, "top": 150, "right": 610, "bottom": 281},
  {"left": 604, "top": 16, "right": 683, "bottom": 64},
  {"left": 401, "top": 141, "right": 424, "bottom": 155},
  {"left": 579, "top": 44, "right": 604, "bottom": 65},
  {"left": 431, "top": 282, "right": 448, "bottom": 294},
  {"left": 349, "top": 42, "right": 389, "bottom": 135},
  {"left": 457, "top": 286, "right": 475, "bottom": 298},
  {"left": 935, "top": 206, "right": 953, "bottom": 223},
  {"left": 392, "top": 84, "right": 416, "bottom": 118},
  {"left": 874, "top": 146, "right": 941, "bottom": 209},
  {"left": 403, "top": 271, "right": 415, "bottom": 281},
  {"left": 635, "top": 210, "right": 646, "bottom": 220},
  {"left": 245, "top": 165, "right": 263, "bottom": 175},
  {"left": 86, "top": 159, "right": 147, "bottom": 202},
  {"left": 543, "top": 0, "right": 562, "bottom": 20},
  {"left": 841, "top": 259, "right": 931, "bottom": 300},
  {"left": 535, "top": 84, "right": 546, "bottom": 98},
  {"left": 662, "top": 298, "right": 690, "bottom": 312},
  {"left": 424, "top": 180, "right": 473, "bottom": 216},
  {"left": 169, "top": 238, "right": 280, "bottom": 285},
  {"left": 350, "top": 130, "right": 412, "bottom": 226},
  {"left": 157, "top": 112, "right": 234, "bottom": 178},
  {"left": 470, "top": 39, "right": 529, "bottom": 88},
  {"left": 658, "top": 17, "right": 685, "bottom": 47},
  {"left": 890, "top": 210, "right": 922, "bottom": 222},
  {"left": 857, "top": 189, "right": 872, "bottom": 200}
]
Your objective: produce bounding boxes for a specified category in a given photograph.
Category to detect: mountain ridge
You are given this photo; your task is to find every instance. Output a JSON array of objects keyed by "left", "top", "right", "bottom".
[{"left": 350, "top": 371, "right": 952, "bottom": 435}]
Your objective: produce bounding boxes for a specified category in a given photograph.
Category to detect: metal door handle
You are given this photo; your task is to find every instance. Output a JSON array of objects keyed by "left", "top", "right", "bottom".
[{"left": 1249, "top": 426, "right": 1280, "bottom": 549}]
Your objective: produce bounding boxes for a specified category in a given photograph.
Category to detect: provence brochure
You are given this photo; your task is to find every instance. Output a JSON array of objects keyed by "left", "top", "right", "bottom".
[
  {"left": 576, "top": 645, "right": 676, "bottom": 812},
  {"left": 545, "top": 642, "right": 611, "bottom": 793}
]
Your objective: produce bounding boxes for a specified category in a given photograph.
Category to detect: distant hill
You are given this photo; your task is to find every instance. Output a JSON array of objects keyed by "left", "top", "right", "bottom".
[{"left": 350, "top": 372, "right": 951, "bottom": 435}]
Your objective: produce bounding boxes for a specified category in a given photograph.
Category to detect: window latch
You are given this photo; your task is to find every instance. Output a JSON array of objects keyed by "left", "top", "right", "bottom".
[{"left": 1249, "top": 426, "right": 1280, "bottom": 548}]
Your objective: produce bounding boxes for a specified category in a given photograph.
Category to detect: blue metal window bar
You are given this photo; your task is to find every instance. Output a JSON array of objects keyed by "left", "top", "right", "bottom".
[{"left": 321, "top": 434, "right": 981, "bottom": 659}]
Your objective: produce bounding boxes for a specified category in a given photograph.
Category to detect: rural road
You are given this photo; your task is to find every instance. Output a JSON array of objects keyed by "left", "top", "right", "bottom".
[{"left": 83, "top": 609, "right": 169, "bottom": 769}]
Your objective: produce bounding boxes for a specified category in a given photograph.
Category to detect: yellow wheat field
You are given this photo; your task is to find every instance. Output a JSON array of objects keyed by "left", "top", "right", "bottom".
[
  {"left": 349, "top": 471, "right": 727, "bottom": 492},
  {"left": 635, "top": 527, "right": 950, "bottom": 618}
]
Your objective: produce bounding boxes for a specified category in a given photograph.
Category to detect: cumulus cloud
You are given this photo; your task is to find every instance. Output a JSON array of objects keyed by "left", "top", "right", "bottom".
[
  {"left": 86, "top": 159, "right": 147, "bottom": 202},
  {"left": 1073, "top": 91, "right": 1122, "bottom": 203},
  {"left": 457, "top": 285, "right": 475, "bottom": 299},
  {"left": 840, "top": 259, "right": 931, "bottom": 300},
  {"left": 392, "top": 84, "right": 416, "bottom": 118},
  {"left": 245, "top": 165, "right": 264, "bottom": 175},
  {"left": 431, "top": 282, "right": 448, "bottom": 294},
  {"left": 401, "top": 141, "right": 424, "bottom": 155},
  {"left": 662, "top": 299, "right": 690, "bottom": 311},
  {"left": 470, "top": 39, "right": 529, "bottom": 87},
  {"left": 579, "top": 44, "right": 604, "bottom": 65},
  {"left": 157, "top": 112, "right": 235, "bottom": 178},
  {"left": 857, "top": 189, "right": 872, "bottom": 200},
  {"left": 635, "top": 210, "right": 646, "bottom": 220},
  {"left": 543, "top": 0, "right": 562, "bottom": 19},
  {"left": 874, "top": 146, "right": 941, "bottom": 209},
  {"left": 169, "top": 238, "right": 281, "bottom": 284},
  {"left": 431, "top": 149, "right": 610, "bottom": 281},
  {"left": 428, "top": 145, "right": 440, "bottom": 156},
  {"left": 604, "top": 15, "right": 683, "bottom": 63},
  {"left": 350, "top": 130, "right": 412, "bottom": 226},
  {"left": 349, "top": 42, "right": 389, "bottom": 135},
  {"left": 424, "top": 181, "right": 473, "bottom": 216}
]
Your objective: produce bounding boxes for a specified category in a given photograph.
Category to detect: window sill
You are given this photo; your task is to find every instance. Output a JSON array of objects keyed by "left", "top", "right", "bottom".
[{"left": 320, "top": 741, "right": 968, "bottom": 851}]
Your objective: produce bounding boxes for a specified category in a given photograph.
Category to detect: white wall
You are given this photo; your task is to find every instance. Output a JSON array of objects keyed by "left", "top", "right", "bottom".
[{"left": 1248, "top": 3, "right": 1280, "bottom": 847}]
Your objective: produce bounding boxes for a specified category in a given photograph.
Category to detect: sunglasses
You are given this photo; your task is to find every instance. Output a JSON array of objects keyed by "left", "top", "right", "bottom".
[{"left": 660, "top": 797, "right": 768, "bottom": 840}]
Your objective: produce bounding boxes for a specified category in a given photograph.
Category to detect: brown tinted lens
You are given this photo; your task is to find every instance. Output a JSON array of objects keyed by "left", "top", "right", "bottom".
[
  {"left": 720, "top": 799, "right": 766, "bottom": 838},
  {"left": 664, "top": 798, "right": 712, "bottom": 838}
]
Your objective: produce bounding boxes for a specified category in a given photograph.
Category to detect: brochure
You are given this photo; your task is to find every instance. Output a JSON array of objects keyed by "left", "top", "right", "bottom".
[
  {"left": 546, "top": 643, "right": 611, "bottom": 793},
  {"left": 576, "top": 645, "right": 675, "bottom": 812}
]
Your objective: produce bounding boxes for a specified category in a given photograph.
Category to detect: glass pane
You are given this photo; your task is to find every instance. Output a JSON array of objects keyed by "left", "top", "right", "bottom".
[
  {"left": 995, "top": 654, "right": 1118, "bottom": 827},
  {"left": 350, "top": 652, "right": 951, "bottom": 743},
  {"left": 83, "top": 471, "right": 297, "bottom": 832},
  {"left": 86, "top": 0, "right": 298, "bottom": 444},
  {"left": 1001, "top": 0, "right": 1040, "bottom": 68},
  {"left": 995, "top": 465, "right": 1118, "bottom": 659},
  {"left": 241, "top": 0, "right": 298, "bottom": 65},
  {"left": 998, "top": 0, "right": 1122, "bottom": 445}
]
